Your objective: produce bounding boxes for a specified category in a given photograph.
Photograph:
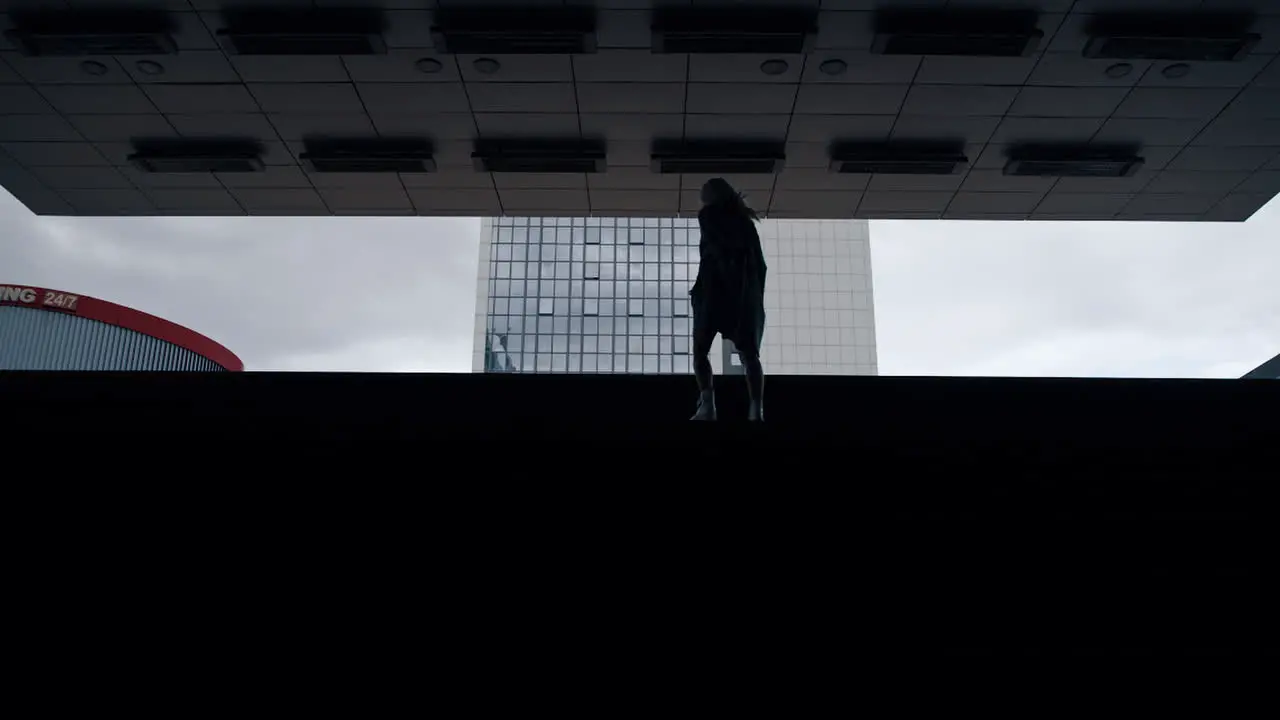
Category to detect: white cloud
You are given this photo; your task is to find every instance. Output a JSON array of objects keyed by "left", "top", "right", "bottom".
[
  {"left": 2, "top": 190, "right": 481, "bottom": 372},
  {"left": 869, "top": 200, "right": 1280, "bottom": 378},
  {"left": 3, "top": 186, "right": 1277, "bottom": 378}
]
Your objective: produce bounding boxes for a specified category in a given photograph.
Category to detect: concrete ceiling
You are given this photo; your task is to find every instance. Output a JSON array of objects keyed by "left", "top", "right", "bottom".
[{"left": 2, "top": 0, "right": 1279, "bottom": 220}]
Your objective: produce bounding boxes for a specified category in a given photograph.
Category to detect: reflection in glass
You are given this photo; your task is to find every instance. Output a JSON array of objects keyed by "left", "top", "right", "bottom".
[{"left": 484, "top": 216, "right": 715, "bottom": 374}]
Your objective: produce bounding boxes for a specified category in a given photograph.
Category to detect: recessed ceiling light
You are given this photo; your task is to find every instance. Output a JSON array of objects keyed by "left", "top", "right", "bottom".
[
  {"left": 135, "top": 60, "right": 165, "bottom": 76},
  {"left": 818, "top": 58, "right": 848, "bottom": 76},
  {"left": 760, "top": 58, "right": 789, "bottom": 75},
  {"left": 79, "top": 60, "right": 109, "bottom": 76},
  {"left": 415, "top": 57, "right": 443, "bottom": 74},
  {"left": 1162, "top": 63, "right": 1192, "bottom": 79},
  {"left": 473, "top": 57, "right": 501, "bottom": 75},
  {"left": 1104, "top": 62, "right": 1133, "bottom": 78}
]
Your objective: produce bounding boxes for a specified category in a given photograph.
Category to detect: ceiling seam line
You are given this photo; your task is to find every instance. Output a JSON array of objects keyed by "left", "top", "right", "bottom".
[
  {"left": 679, "top": 51, "right": 690, "bottom": 219},
  {"left": 343, "top": 53, "right": 402, "bottom": 218},
  {"left": 1092, "top": 59, "right": 1159, "bottom": 219},
  {"left": 766, "top": 54, "right": 807, "bottom": 220},
  {"left": 864, "top": 56, "right": 926, "bottom": 219},
  {"left": 568, "top": 51, "right": 588, "bottom": 216},
  {"left": 454, "top": 54, "right": 502, "bottom": 218},
  {"left": 192, "top": 8, "right": 250, "bottom": 216},
  {"left": 1116, "top": 64, "right": 1263, "bottom": 220},
  {"left": 1, "top": 48, "right": 105, "bottom": 213},
  {"left": 1009, "top": 4, "right": 1083, "bottom": 219}
]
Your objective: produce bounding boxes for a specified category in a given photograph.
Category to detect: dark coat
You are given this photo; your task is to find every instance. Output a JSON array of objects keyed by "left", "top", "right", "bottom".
[{"left": 690, "top": 203, "right": 768, "bottom": 355}]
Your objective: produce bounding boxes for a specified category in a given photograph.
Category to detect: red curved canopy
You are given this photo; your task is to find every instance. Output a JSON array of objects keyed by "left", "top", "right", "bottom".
[{"left": 1, "top": 284, "right": 243, "bottom": 371}]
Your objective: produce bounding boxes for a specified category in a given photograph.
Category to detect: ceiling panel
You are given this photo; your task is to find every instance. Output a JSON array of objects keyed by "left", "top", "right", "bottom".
[
  {"left": 799, "top": 54, "right": 919, "bottom": 85},
  {"left": 588, "top": 168, "right": 679, "bottom": 191},
  {"left": 458, "top": 54, "right": 574, "bottom": 83},
  {"left": 41, "top": 85, "right": 156, "bottom": 115},
  {"left": 572, "top": 51, "right": 686, "bottom": 83},
  {"left": 468, "top": 82, "right": 578, "bottom": 113},
  {"left": 60, "top": 188, "right": 155, "bottom": 214},
  {"left": 590, "top": 190, "right": 681, "bottom": 213},
  {"left": 231, "top": 55, "right": 349, "bottom": 83},
  {"left": 146, "top": 187, "right": 241, "bottom": 212},
  {"left": 167, "top": 112, "right": 274, "bottom": 138},
  {"left": 685, "top": 113, "right": 788, "bottom": 138},
  {"left": 915, "top": 57, "right": 1038, "bottom": 86},
  {"left": 0, "top": 1, "right": 1277, "bottom": 221},
  {"left": 125, "top": 51, "right": 239, "bottom": 84},
  {"left": 0, "top": 114, "right": 82, "bottom": 142},
  {"left": 143, "top": 83, "right": 259, "bottom": 114},
  {"left": 266, "top": 113, "right": 375, "bottom": 141},
  {"left": 343, "top": 51, "right": 463, "bottom": 83},
  {"left": 356, "top": 83, "right": 471, "bottom": 114},
  {"left": 500, "top": 188, "right": 591, "bottom": 213},
  {"left": 319, "top": 187, "right": 414, "bottom": 211}
]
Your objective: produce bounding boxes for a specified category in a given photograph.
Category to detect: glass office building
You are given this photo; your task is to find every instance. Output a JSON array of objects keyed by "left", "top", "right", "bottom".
[{"left": 472, "top": 216, "right": 877, "bottom": 376}]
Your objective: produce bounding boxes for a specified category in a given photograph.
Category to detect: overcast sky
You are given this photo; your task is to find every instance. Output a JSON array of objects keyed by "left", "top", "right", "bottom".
[{"left": 2, "top": 187, "right": 1276, "bottom": 377}]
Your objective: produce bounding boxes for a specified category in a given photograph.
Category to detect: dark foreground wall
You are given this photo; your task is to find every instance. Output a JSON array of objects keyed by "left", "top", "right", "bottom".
[{"left": 4, "top": 372, "right": 1275, "bottom": 659}]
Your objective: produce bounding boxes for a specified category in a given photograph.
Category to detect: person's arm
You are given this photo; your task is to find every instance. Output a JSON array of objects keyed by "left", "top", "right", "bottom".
[
  {"left": 696, "top": 210, "right": 719, "bottom": 258},
  {"left": 692, "top": 211, "right": 712, "bottom": 295},
  {"left": 747, "top": 222, "right": 767, "bottom": 289}
]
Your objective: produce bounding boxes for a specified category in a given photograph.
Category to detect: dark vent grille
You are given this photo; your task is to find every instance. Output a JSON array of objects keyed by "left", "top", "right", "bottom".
[
  {"left": 829, "top": 143, "right": 968, "bottom": 175},
  {"left": 1004, "top": 146, "right": 1144, "bottom": 178},
  {"left": 473, "top": 140, "right": 607, "bottom": 173},
  {"left": 651, "top": 141, "right": 786, "bottom": 175},
  {"left": 217, "top": 9, "right": 387, "bottom": 55},
  {"left": 872, "top": 9, "right": 1043, "bottom": 57},
  {"left": 219, "top": 32, "right": 385, "bottom": 56},
  {"left": 129, "top": 141, "right": 265, "bottom": 173},
  {"left": 662, "top": 158, "right": 782, "bottom": 174},
  {"left": 300, "top": 140, "right": 435, "bottom": 173},
  {"left": 1083, "top": 35, "right": 1258, "bottom": 62},
  {"left": 651, "top": 7, "right": 817, "bottom": 54},
  {"left": 875, "top": 31, "right": 1042, "bottom": 57},
  {"left": 1083, "top": 13, "right": 1260, "bottom": 61},
  {"left": 432, "top": 7, "right": 596, "bottom": 54},
  {"left": 5, "top": 10, "right": 177, "bottom": 56}
]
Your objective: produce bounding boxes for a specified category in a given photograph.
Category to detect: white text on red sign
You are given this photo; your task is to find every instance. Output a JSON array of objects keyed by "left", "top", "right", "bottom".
[{"left": 0, "top": 286, "right": 80, "bottom": 312}]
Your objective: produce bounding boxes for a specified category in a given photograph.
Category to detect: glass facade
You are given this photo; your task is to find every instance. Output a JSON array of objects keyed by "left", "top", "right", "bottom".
[{"left": 472, "top": 216, "right": 877, "bottom": 376}]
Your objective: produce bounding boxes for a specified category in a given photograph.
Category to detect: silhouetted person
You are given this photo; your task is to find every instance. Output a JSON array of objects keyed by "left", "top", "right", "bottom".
[{"left": 689, "top": 178, "right": 767, "bottom": 421}]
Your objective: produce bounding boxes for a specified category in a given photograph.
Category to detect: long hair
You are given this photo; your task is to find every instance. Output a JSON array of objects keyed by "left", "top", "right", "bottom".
[{"left": 702, "top": 177, "right": 760, "bottom": 223}]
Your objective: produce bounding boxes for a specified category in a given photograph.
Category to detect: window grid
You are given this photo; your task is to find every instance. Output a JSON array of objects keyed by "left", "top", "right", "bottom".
[
  {"left": 484, "top": 217, "right": 700, "bottom": 374},
  {"left": 482, "top": 217, "right": 878, "bottom": 376}
]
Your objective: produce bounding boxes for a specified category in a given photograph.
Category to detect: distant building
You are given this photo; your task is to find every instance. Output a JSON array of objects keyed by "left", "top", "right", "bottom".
[
  {"left": 1242, "top": 352, "right": 1279, "bottom": 379},
  {"left": 0, "top": 284, "right": 242, "bottom": 371},
  {"left": 473, "top": 216, "right": 877, "bottom": 376}
]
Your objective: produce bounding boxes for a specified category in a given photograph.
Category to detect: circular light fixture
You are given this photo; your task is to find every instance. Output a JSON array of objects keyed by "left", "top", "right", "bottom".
[
  {"left": 135, "top": 60, "right": 165, "bottom": 76},
  {"left": 818, "top": 58, "right": 848, "bottom": 76},
  {"left": 473, "top": 57, "right": 501, "bottom": 75},
  {"left": 1104, "top": 62, "right": 1133, "bottom": 78},
  {"left": 415, "top": 57, "right": 443, "bottom": 74},
  {"left": 80, "top": 60, "right": 109, "bottom": 76},
  {"left": 760, "top": 58, "right": 789, "bottom": 76},
  {"left": 1162, "top": 63, "right": 1192, "bottom": 79}
]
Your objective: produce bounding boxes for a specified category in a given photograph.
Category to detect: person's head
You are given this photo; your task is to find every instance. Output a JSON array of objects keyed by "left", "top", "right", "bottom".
[
  {"left": 700, "top": 177, "right": 760, "bottom": 222},
  {"left": 700, "top": 177, "right": 737, "bottom": 207}
]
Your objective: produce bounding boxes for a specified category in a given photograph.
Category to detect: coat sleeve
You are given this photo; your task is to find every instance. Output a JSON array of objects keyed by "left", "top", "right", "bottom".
[
  {"left": 747, "top": 222, "right": 767, "bottom": 291},
  {"left": 696, "top": 210, "right": 717, "bottom": 257},
  {"left": 692, "top": 211, "right": 711, "bottom": 295}
]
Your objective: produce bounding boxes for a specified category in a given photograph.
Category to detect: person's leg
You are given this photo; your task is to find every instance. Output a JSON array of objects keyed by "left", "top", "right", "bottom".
[
  {"left": 690, "top": 316, "right": 717, "bottom": 420},
  {"left": 739, "top": 349, "right": 764, "bottom": 421}
]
